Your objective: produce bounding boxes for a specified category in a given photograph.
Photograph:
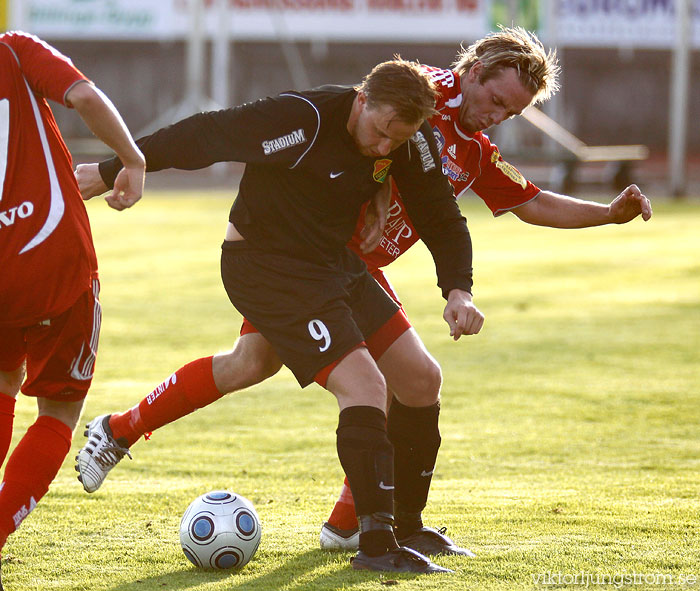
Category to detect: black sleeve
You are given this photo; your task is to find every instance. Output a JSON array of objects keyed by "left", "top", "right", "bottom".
[
  {"left": 392, "top": 122, "right": 473, "bottom": 298},
  {"left": 98, "top": 92, "right": 320, "bottom": 188}
]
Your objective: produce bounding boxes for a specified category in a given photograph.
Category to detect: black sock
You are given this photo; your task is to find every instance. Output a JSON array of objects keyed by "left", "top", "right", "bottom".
[
  {"left": 387, "top": 397, "right": 441, "bottom": 534},
  {"left": 394, "top": 507, "right": 424, "bottom": 541},
  {"left": 358, "top": 513, "right": 399, "bottom": 557},
  {"left": 336, "top": 405, "right": 397, "bottom": 555}
]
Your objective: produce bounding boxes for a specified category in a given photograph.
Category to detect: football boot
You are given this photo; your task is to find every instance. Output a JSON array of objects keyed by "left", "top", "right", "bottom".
[
  {"left": 75, "top": 414, "right": 132, "bottom": 493},
  {"left": 350, "top": 546, "right": 452, "bottom": 573},
  {"left": 398, "top": 526, "right": 475, "bottom": 557},
  {"left": 319, "top": 522, "right": 360, "bottom": 550}
]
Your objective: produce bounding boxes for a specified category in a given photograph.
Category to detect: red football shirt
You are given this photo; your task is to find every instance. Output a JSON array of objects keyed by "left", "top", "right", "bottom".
[
  {"left": 0, "top": 31, "right": 97, "bottom": 328},
  {"left": 349, "top": 66, "right": 541, "bottom": 271}
]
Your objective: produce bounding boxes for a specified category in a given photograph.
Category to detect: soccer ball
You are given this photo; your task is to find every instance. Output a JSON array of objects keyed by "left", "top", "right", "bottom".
[{"left": 179, "top": 490, "right": 261, "bottom": 570}]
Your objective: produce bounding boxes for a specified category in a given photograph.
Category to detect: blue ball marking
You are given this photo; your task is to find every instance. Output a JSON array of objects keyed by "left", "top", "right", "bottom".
[
  {"left": 216, "top": 551, "right": 240, "bottom": 569},
  {"left": 192, "top": 516, "right": 214, "bottom": 540},
  {"left": 237, "top": 512, "right": 255, "bottom": 535},
  {"left": 182, "top": 548, "right": 199, "bottom": 566},
  {"left": 206, "top": 491, "right": 232, "bottom": 501}
]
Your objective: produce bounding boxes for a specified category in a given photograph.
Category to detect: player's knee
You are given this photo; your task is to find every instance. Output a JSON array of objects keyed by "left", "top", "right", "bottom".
[
  {"left": 0, "top": 364, "right": 25, "bottom": 397},
  {"left": 214, "top": 340, "right": 282, "bottom": 393},
  {"left": 243, "top": 350, "right": 281, "bottom": 385},
  {"left": 397, "top": 356, "right": 442, "bottom": 407},
  {"left": 328, "top": 349, "right": 387, "bottom": 411},
  {"left": 37, "top": 398, "right": 85, "bottom": 431},
  {"left": 416, "top": 357, "right": 442, "bottom": 403}
]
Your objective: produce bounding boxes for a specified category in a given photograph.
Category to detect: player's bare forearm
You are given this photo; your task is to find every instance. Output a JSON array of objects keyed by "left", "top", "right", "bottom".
[
  {"left": 67, "top": 82, "right": 145, "bottom": 209},
  {"left": 514, "top": 186, "right": 652, "bottom": 228},
  {"left": 66, "top": 82, "right": 144, "bottom": 169}
]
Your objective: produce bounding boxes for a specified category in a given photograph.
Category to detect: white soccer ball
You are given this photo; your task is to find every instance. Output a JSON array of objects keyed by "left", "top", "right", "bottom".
[{"left": 179, "top": 490, "right": 261, "bottom": 570}]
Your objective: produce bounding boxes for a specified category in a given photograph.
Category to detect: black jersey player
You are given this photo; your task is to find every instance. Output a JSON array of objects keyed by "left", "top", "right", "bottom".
[{"left": 76, "top": 58, "right": 483, "bottom": 573}]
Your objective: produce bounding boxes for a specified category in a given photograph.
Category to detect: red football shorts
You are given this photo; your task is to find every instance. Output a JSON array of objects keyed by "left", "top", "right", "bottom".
[
  {"left": 238, "top": 268, "right": 411, "bottom": 387},
  {"left": 0, "top": 279, "right": 101, "bottom": 401}
]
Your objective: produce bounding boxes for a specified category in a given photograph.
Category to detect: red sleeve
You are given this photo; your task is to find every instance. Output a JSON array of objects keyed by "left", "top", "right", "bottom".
[
  {"left": 4, "top": 31, "right": 88, "bottom": 106},
  {"left": 471, "top": 133, "right": 541, "bottom": 216}
]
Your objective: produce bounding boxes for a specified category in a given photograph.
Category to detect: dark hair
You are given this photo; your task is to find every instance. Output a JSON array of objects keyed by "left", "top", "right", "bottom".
[{"left": 357, "top": 57, "right": 439, "bottom": 124}]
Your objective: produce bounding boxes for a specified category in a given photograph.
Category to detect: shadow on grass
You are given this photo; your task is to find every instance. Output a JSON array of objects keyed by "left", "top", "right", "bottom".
[{"left": 106, "top": 549, "right": 410, "bottom": 591}]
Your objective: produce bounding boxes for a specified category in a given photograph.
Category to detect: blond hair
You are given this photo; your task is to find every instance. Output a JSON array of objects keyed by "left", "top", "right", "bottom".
[
  {"left": 357, "top": 57, "right": 439, "bottom": 124},
  {"left": 453, "top": 26, "right": 560, "bottom": 105}
]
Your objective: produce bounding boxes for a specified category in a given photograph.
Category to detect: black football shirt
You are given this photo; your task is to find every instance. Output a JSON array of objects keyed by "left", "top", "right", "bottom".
[{"left": 99, "top": 85, "right": 473, "bottom": 296}]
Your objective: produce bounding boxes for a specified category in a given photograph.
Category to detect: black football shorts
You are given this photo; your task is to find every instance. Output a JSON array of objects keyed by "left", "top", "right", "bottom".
[{"left": 221, "top": 240, "right": 399, "bottom": 387}]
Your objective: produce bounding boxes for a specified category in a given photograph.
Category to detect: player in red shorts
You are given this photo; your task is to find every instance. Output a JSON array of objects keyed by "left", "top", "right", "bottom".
[
  {"left": 75, "top": 27, "right": 651, "bottom": 558},
  {"left": 0, "top": 31, "right": 145, "bottom": 588}
]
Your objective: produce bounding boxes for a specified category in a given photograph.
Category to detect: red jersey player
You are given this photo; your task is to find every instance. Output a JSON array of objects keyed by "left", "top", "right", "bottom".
[
  {"left": 0, "top": 31, "right": 145, "bottom": 588},
  {"left": 348, "top": 65, "right": 542, "bottom": 273},
  {"left": 75, "top": 27, "right": 651, "bottom": 560}
]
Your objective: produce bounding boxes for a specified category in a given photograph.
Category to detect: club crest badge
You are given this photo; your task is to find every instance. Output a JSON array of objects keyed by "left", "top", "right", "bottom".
[
  {"left": 373, "top": 159, "right": 392, "bottom": 183},
  {"left": 491, "top": 148, "right": 527, "bottom": 189}
]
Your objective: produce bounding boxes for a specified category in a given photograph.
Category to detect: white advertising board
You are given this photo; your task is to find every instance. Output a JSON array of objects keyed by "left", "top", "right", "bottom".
[
  {"left": 11, "top": 0, "right": 700, "bottom": 48},
  {"left": 10, "top": 0, "right": 171, "bottom": 39},
  {"left": 10, "top": 0, "right": 487, "bottom": 42},
  {"left": 552, "top": 0, "right": 700, "bottom": 49}
]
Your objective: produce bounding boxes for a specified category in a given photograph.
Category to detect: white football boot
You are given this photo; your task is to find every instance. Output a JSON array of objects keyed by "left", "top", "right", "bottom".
[
  {"left": 75, "top": 414, "right": 132, "bottom": 493},
  {"left": 319, "top": 522, "right": 360, "bottom": 550}
]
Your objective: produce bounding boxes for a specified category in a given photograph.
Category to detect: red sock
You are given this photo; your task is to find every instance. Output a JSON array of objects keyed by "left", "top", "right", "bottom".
[
  {"left": 0, "top": 415, "right": 72, "bottom": 551},
  {"left": 0, "top": 393, "right": 16, "bottom": 467},
  {"left": 109, "top": 356, "right": 222, "bottom": 447},
  {"left": 327, "top": 476, "right": 358, "bottom": 530}
]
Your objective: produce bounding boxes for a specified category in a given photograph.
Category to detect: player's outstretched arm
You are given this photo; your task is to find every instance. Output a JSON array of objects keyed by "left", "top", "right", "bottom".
[
  {"left": 443, "top": 289, "right": 484, "bottom": 341},
  {"left": 513, "top": 184, "right": 652, "bottom": 228},
  {"left": 66, "top": 81, "right": 145, "bottom": 210}
]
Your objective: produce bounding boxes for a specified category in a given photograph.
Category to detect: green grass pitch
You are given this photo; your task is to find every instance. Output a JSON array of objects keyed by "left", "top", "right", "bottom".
[{"left": 3, "top": 192, "right": 699, "bottom": 590}]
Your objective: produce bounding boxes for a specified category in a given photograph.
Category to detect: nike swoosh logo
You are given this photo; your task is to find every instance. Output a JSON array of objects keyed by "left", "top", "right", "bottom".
[
  {"left": 421, "top": 469, "right": 434, "bottom": 477},
  {"left": 378, "top": 481, "right": 394, "bottom": 490},
  {"left": 329, "top": 171, "right": 344, "bottom": 178}
]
